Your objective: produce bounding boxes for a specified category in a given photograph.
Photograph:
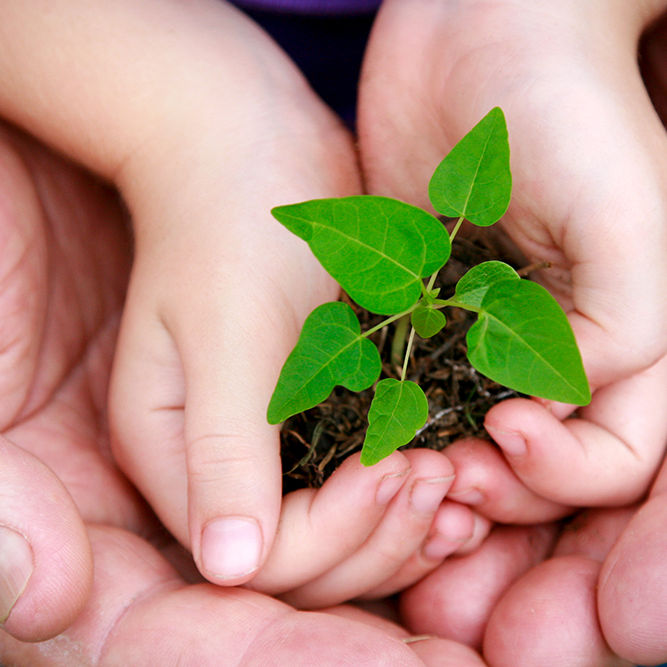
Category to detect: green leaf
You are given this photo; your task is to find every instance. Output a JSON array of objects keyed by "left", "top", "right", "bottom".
[
  {"left": 412, "top": 305, "right": 447, "bottom": 338},
  {"left": 466, "top": 279, "right": 591, "bottom": 405},
  {"left": 361, "top": 379, "right": 429, "bottom": 466},
  {"left": 455, "top": 260, "right": 519, "bottom": 308},
  {"left": 428, "top": 107, "right": 512, "bottom": 226},
  {"left": 267, "top": 301, "right": 382, "bottom": 424},
  {"left": 271, "top": 196, "right": 451, "bottom": 314}
]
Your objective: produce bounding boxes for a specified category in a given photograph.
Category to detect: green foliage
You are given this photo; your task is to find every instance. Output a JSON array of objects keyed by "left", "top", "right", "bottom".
[
  {"left": 361, "top": 380, "right": 429, "bottom": 466},
  {"left": 466, "top": 280, "right": 591, "bottom": 405},
  {"left": 271, "top": 196, "right": 451, "bottom": 315},
  {"left": 411, "top": 305, "right": 447, "bottom": 338},
  {"left": 455, "top": 261, "right": 519, "bottom": 308},
  {"left": 428, "top": 107, "right": 512, "bottom": 226},
  {"left": 268, "top": 107, "right": 591, "bottom": 466},
  {"left": 267, "top": 302, "right": 381, "bottom": 424}
]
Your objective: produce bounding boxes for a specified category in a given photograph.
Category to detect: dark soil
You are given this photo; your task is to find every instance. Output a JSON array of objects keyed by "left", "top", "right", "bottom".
[{"left": 280, "top": 229, "right": 528, "bottom": 493}]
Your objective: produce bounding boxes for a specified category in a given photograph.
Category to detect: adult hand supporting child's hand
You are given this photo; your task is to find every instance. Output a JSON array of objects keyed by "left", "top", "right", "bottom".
[
  {"left": 358, "top": 0, "right": 667, "bottom": 506},
  {"left": 0, "top": 0, "right": 362, "bottom": 585},
  {"left": 0, "top": 116, "right": 487, "bottom": 666},
  {"left": 0, "top": 120, "right": 145, "bottom": 642},
  {"left": 399, "top": 445, "right": 667, "bottom": 664}
]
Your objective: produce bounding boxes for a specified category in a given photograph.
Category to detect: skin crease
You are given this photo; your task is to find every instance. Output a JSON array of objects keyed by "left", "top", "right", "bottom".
[
  {"left": 0, "top": 0, "right": 665, "bottom": 663},
  {"left": 0, "top": 120, "right": 493, "bottom": 664},
  {"left": 359, "top": 0, "right": 667, "bottom": 662}
]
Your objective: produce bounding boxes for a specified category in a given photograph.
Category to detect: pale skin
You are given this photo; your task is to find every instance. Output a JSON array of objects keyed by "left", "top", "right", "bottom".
[
  {"left": 0, "top": 121, "right": 490, "bottom": 664},
  {"left": 359, "top": 0, "right": 667, "bottom": 663},
  {"left": 358, "top": 0, "right": 667, "bottom": 507},
  {"left": 0, "top": 0, "right": 666, "bottom": 663}
]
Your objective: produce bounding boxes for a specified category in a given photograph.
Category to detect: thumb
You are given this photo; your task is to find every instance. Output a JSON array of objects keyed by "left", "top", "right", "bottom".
[
  {"left": 0, "top": 437, "right": 92, "bottom": 641},
  {"left": 180, "top": 310, "right": 285, "bottom": 586}
]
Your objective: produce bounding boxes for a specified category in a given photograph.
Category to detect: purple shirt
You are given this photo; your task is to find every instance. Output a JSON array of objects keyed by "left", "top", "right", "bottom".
[
  {"left": 231, "top": 0, "right": 380, "bottom": 125},
  {"left": 233, "top": 0, "right": 381, "bottom": 15}
]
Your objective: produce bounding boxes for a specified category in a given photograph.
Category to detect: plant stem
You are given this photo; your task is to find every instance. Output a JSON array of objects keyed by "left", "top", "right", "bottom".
[
  {"left": 425, "top": 270, "right": 439, "bottom": 293},
  {"left": 400, "top": 326, "right": 417, "bottom": 381},
  {"left": 391, "top": 313, "right": 411, "bottom": 367},
  {"left": 435, "top": 297, "right": 481, "bottom": 314},
  {"left": 425, "top": 214, "right": 466, "bottom": 294},
  {"left": 362, "top": 306, "right": 417, "bottom": 338},
  {"left": 448, "top": 215, "right": 465, "bottom": 243}
]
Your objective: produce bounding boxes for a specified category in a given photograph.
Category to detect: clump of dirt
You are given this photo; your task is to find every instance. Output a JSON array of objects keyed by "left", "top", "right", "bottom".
[{"left": 280, "top": 230, "right": 524, "bottom": 493}]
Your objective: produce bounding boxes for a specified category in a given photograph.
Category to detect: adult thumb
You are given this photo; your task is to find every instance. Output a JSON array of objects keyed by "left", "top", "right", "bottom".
[{"left": 0, "top": 437, "right": 92, "bottom": 642}]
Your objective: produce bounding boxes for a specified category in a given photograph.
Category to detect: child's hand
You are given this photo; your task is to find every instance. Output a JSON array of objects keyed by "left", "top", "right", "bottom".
[
  {"left": 358, "top": 0, "right": 667, "bottom": 506},
  {"left": 248, "top": 448, "right": 490, "bottom": 609},
  {"left": 0, "top": 1, "right": 362, "bottom": 585}
]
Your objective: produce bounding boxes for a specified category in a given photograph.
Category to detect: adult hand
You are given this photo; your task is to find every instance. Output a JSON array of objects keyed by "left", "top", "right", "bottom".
[
  {"left": 358, "top": 0, "right": 667, "bottom": 506},
  {"left": 0, "top": 118, "right": 488, "bottom": 667},
  {"left": 400, "top": 440, "right": 667, "bottom": 664},
  {"left": 0, "top": 120, "right": 146, "bottom": 641}
]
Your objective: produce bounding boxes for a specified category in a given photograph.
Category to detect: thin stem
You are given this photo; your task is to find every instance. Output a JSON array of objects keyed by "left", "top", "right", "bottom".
[
  {"left": 435, "top": 297, "right": 481, "bottom": 314},
  {"left": 448, "top": 215, "right": 465, "bottom": 243},
  {"left": 391, "top": 313, "right": 411, "bottom": 367},
  {"left": 400, "top": 326, "right": 417, "bottom": 381},
  {"left": 425, "top": 270, "right": 439, "bottom": 293},
  {"left": 517, "top": 260, "right": 551, "bottom": 277},
  {"left": 425, "top": 214, "right": 466, "bottom": 294},
  {"left": 362, "top": 309, "right": 414, "bottom": 338}
]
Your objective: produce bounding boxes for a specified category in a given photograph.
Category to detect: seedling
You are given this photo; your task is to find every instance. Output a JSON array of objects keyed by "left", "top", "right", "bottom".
[{"left": 267, "top": 108, "right": 591, "bottom": 466}]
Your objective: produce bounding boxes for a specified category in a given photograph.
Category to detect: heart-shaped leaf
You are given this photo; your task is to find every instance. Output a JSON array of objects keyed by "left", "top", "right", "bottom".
[
  {"left": 271, "top": 196, "right": 451, "bottom": 314},
  {"left": 360, "top": 379, "right": 429, "bottom": 466},
  {"left": 428, "top": 107, "right": 512, "bottom": 226},
  {"left": 411, "top": 305, "right": 447, "bottom": 338},
  {"left": 267, "top": 301, "right": 382, "bottom": 424},
  {"left": 466, "top": 279, "right": 591, "bottom": 405},
  {"left": 455, "top": 260, "right": 519, "bottom": 308}
]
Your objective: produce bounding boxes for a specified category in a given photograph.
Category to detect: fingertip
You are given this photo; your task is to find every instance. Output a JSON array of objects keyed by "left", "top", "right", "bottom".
[
  {"left": 0, "top": 439, "right": 92, "bottom": 641},
  {"left": 186, "top": 432, "right": 282, "bottom": 585},
  {"left": 199, "top": 516, "right": 264, "bottom": 586},
  {"left": 484, "top": 556, "right": 614, "bottom": 666},
  {"left": 598, "top": 496, "right": 667, "bottom": 665}
]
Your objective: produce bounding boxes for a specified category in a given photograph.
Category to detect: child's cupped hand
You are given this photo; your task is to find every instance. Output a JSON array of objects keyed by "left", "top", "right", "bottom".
[
  {"left": 0, "top": 1, "right": 495, "bottom": 596},
  {"left": 358, "top": 0, "right": 667, "bottom": 510}
]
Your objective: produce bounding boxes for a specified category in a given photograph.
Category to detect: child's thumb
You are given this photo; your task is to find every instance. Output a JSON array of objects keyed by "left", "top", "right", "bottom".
[{"left": 180, "top": 326, "right": 285, "bottom": 586}]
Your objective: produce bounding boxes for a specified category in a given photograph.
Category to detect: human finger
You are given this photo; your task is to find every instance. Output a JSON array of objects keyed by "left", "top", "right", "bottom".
[
  {"left": 444, "top": 438, "right": 572, "bottom": 523},
  {"left": 327, "top": 603, "right": 487, "bottom": 667},
  {"left": 484, "top": 355, "right": 667, "bottom": 507},
  {"left": 484, "top": 556, "right": 622, "bottom": 666},
  {"left": 360, "top": 503, "right": 491, "bottom": 600},
  {"left": 0, "top": 437, "right": 92, "bottom": 642},
  {"left": 280, "top": 449, "right": 456, "bottom": 609},
  {"left": 0, "top": 525, "right": 425, "bottom": 666},
  {"left": 400, "top": 523, "right": 556, "bottom": 649},
  {"left": 248, "top": 451, "right": 412, "bottom": 594},
  {"left": 598, "top": 457, "right": 667, "bottom": 665}
]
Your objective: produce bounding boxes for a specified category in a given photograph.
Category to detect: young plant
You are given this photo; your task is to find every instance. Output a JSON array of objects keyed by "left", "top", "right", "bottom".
[{"left": 267, "top": 107, "right": 591, "bottom": 466}]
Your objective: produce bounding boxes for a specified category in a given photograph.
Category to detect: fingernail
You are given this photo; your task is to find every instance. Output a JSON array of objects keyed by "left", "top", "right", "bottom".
[
  {"left": 200, "top": 516, "right": 262, "bottom": 582},
  {"left": 410, "top": 476, "right": 455, "bottom": 514},
  {"left": 376, "top": 470, "right": 409, "bottom": 505},
  {"left": 486, "top": 425, "right": 527, "bottom": 457},
  {"left": 447, "top": 487, "right": 485, "bottom": 505},
  {"left": 0, "top": 526, "right": 34, "bottom": 624}
]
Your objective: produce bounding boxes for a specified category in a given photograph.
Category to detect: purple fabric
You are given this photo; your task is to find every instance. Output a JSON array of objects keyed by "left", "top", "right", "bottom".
[{"left": 232, "top": 0, "right": 380, "bottom": 15}]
